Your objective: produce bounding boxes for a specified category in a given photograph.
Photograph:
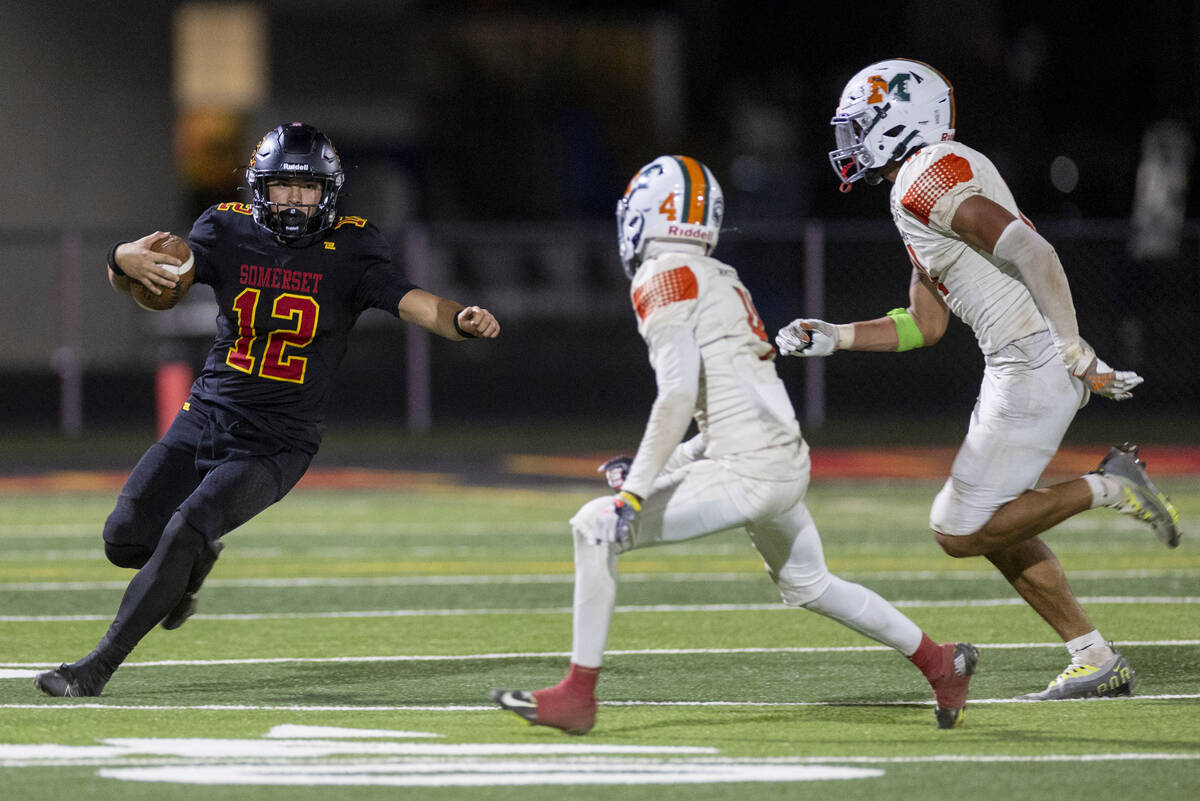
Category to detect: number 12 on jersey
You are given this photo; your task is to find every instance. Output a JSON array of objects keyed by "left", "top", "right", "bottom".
[{"left": 226, "top": 288, "right": 320, "bottom": 384}]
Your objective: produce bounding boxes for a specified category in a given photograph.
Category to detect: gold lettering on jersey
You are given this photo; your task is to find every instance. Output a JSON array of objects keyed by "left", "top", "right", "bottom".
[
  {"left": 216, "top": 202, "right": 253, "bottom": 215},
  {"left": 239, "top": 263, "right": 324, "bottom": 295},
  {"left": 333, "top": 216, "right": 367, "bottom": 229},
  {"left": 323, "top": 241, "right": 336, "bottom": 250}
]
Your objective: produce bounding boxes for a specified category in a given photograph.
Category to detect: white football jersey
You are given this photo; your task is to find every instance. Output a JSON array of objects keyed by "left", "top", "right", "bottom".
[
  {"left": 889, "top": 141, "right": 1047, "bottom": 355},
  {"left": 627, "top": 252, "right": 806, "bottom": 484}
]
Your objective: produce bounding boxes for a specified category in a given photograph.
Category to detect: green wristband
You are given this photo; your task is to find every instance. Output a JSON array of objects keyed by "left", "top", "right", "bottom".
[{"left": 887, "top": 308, "right": 925, "bottom": 352}]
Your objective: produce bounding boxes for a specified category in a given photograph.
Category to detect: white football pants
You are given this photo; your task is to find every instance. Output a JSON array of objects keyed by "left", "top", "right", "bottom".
[
  {"left": 567, "top": 454, "right": 923, "bottom": 668},
  {"left": 931, "top": 330, "right": 1088, "bottom": 536}
]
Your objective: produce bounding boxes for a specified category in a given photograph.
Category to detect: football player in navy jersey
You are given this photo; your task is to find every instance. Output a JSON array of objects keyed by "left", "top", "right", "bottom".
[{"left": 35, "top": 122, "right": 499, "bottom": 698}]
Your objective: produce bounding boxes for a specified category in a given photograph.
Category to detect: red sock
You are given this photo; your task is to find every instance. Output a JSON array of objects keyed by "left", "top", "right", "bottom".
[
  {"left": 556, "top": 662, "right": 600, "bottom": 698},
  {"left": 531, "top": 663, "right": 600, "bottom": 734},
  {"left": 908, "top": 633, "right": 944, "bottom": 681}
]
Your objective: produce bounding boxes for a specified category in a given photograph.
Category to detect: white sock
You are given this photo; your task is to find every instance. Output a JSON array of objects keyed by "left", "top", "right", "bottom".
[
  {"left": 802, "top": 575, "right": 923, "bottom": 656},
  {"left": 1082, "top": 473, "right": 1123, "bottom": 508},
  {"left": 1066, "top": 630, "right": 1114, "bottom": 666},
  {"left": 569, "top": 529, "right": 618, "bottom": 668}
]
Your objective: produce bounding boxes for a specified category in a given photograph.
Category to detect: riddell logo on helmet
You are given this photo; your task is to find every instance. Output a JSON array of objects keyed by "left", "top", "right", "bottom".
[
  {"left": 667, "top": 225, "right": 714, "bottom": 242},
  {"left": 281, "top": 163, "right": 310, "bottom": 171}
]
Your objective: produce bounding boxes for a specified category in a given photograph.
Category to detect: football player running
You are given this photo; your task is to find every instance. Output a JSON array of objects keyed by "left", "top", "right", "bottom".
[
  {"left": 35, "top": 122, "right": 499, "bottom": 698},
  {"left": 492, "top": 155, "right": 978, "bottom": 734},
  {"left": 776, "top": 59, "right": 1182, "bottom": 701}
]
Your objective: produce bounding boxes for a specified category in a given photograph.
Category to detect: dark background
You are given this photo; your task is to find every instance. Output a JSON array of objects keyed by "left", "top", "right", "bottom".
[{"left": 1, "top": 1, "right": 1196, "bottom": 451}]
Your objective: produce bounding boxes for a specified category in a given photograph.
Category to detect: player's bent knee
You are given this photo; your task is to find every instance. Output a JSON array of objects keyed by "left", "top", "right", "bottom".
[
  {"left": 930, "top": 489, "right": 983, "bottom": 558},
  {"left": 928, "top": 486, "right": 958, "bottom": 536},
  {"left": 103, "top": 541, "right": 153, "bottom": 569},
  {"left": 102, "top": 501, "right": 160, "bottom": 568},
  {"left": 934, "top": 530, "right": 976, "bottom": 558},
  {"left": 569, "top": 496, "right": 617, "bottom": 545},
  {"left": 159, "top": 514, "right": 212, "bottom": 564},
  {"left": 775, "top": 573, "right": 832, "bottom": 607}
]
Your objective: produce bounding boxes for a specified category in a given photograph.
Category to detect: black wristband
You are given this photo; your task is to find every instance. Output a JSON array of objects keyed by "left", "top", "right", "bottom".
[
  {"left": 453, "top": 309, "right": 477, "bottom": 339},
  {"left": 106, "top": 241, "right": 128, "bottom": 277}
]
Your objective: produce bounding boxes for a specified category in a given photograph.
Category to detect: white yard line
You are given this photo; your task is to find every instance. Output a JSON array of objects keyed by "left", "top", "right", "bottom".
[
  {"left": 0, "top": 694, "right": 1198, "bottom": 712},
  {"left": 2, "top": 596, "right": 1198, "bottom": 623},
  {"left": 2, "top": 567, "right": 1196, "bottom": 592},
  {"left": 2, "top": 640, "right": 1197, "bottom": 673}
]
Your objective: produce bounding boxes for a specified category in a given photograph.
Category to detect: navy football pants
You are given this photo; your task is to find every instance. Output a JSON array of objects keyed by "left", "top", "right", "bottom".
[{"left": 78, "top": 398, "right": 311, "bottom": 679}]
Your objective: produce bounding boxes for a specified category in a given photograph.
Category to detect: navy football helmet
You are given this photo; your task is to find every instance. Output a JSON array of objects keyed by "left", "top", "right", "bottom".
[{"left": 246, "top": 122, "right": 345, "bottom": 242}]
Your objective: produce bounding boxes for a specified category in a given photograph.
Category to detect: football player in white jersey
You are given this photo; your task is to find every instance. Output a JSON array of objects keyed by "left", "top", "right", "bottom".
[
  {"left": 776, "top": 59, "right": 1182, "bottom": 701},
  {"left": 493, "top": 155, "right": 979, "bottom": 734}
]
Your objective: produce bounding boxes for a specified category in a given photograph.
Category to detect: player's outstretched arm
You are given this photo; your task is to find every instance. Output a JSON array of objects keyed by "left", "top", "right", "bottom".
[
  {"left": 396, "top": 289, "right": 500, "bottom": 340},
  {"left": 776, "top": 268, "right": 947, "bottom": 356},
  {"left": 107, "top": 231, "right": 184, "bottom": 297}
]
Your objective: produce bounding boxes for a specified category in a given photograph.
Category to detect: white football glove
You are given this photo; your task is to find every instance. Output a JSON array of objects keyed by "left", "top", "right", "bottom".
[
  {"left": 776, "top": 318, "right": 840, "bottom": 357},
  {"left": 1061, "top": 338, "right": 1142, "bottom": 401},
  {"left": 1081, "top": 357, "right": 1143, "bottom": 401}
]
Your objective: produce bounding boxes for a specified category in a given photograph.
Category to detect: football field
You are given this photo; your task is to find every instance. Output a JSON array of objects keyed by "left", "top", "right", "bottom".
[{"left": 1, "top": 472, "right": 1197, "bottom": 800}]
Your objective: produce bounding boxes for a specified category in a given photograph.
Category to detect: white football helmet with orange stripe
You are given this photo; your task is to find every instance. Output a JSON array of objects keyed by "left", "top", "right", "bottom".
[
  {"left": 829, "top": 59, "right": 956, "bottom": 189},
  {"left": 616, "top": 155, "right": 724, "bottom": 277}
]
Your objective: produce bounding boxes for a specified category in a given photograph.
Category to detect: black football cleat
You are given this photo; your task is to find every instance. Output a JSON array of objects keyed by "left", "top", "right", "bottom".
[{"left": 34, "top": 663, "right": 106, "bottom": 698}]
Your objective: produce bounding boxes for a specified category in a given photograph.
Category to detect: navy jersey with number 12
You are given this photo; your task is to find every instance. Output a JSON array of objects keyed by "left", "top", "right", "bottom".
[{"left": 186, "top": 203, "right": 419, "bottom": 452}]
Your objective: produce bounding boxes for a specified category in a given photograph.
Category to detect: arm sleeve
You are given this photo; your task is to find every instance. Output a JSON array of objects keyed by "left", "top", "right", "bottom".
[
  {"left": 619, "top": 324, "right": 701, "bottom": 499},
  {"left": 991, "top": 219, "right": 1084, "bottom": 365}
]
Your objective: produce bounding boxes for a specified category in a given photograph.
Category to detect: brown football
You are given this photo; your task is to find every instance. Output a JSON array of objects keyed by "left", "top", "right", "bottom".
[{"left": 131, "top": 233, "right": 195, "bottom": 312}]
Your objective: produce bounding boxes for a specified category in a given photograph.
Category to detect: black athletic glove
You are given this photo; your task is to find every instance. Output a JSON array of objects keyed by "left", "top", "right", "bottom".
[{"left": 598, "top": 455, "right": 633, "bottom": 490}]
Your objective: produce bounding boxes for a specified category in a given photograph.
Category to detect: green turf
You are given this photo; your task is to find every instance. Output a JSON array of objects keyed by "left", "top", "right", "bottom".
[{"left": 1, "top": 480, "right": 1197, "bottom": 800}]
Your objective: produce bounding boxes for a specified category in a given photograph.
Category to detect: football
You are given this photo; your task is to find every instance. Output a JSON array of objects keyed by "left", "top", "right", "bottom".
[{"left": 131, "top": 233, "right": 195, "bottom": 312}]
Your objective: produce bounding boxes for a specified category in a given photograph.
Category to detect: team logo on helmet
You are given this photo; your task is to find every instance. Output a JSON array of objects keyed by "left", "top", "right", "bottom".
[
  {"left": 868, "top": 73, "right": 912, "bottom": 103},
  {"left": 616, "top": 155, "right": 724, "bottom": 278},
  {"left": 829, "top": 59, "right": 955, "bottom": 191}
]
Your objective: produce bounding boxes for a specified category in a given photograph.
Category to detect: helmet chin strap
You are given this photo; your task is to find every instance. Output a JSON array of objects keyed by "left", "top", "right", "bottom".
[{"left": 838, "top": 162, "right": 855, "bottom": 194}]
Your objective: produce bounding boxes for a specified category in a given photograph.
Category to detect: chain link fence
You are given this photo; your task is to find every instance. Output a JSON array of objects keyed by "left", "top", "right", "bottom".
[{"left": 2, "top": 219, "right": 1196, "bottom": 442}]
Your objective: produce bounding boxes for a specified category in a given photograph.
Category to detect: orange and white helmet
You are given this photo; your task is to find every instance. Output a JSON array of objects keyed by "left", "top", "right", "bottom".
[
  {"left": 829, "top": 59, "right": 955, "bottom": 189},
  {"left": 616, "top": 155, "right": 724, "bottom": 277}
]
